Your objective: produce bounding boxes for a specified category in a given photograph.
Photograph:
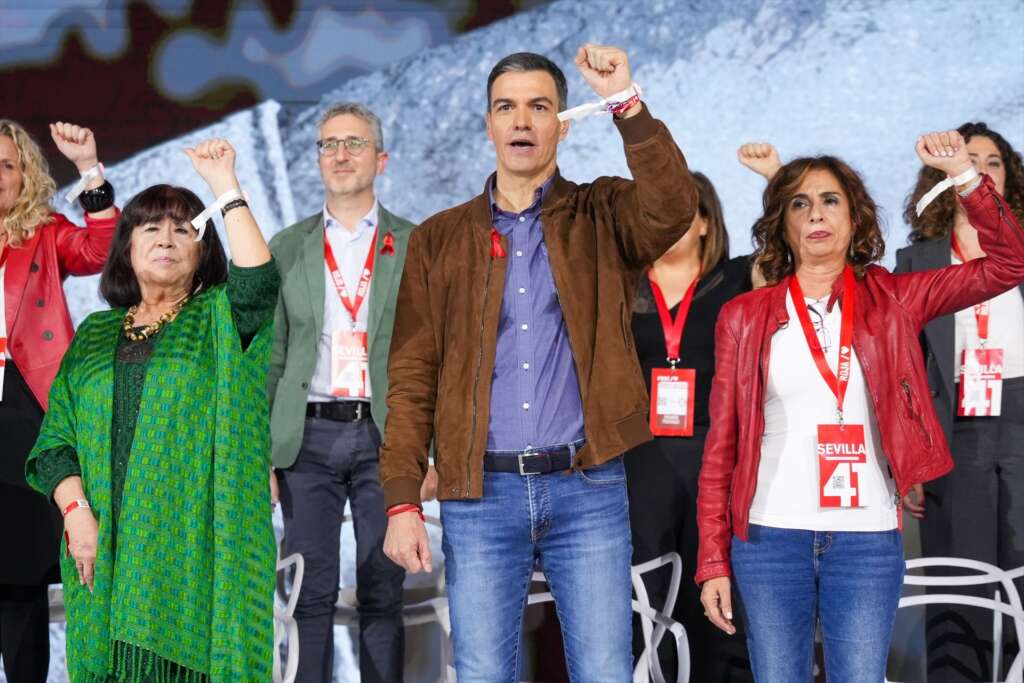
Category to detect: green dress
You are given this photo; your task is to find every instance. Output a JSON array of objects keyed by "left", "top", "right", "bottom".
[{"left": 27, "top": 261, "right": 279, "bottom": 683}]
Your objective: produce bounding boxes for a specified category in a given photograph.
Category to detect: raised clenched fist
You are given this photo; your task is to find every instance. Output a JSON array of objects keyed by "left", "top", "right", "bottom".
[
  {"left": 916, "top": 130, "right": 972, "bottom": 179},
  {"left": 184, "top": 138, "right": 240, "bottom": 196},
  {"left": 737, "top": 143, "right": 782, "bottom": 181},
  {"left": 50, "top": 122, "right": 99, "bottom": 172},
  {"left": 573, "top": 44, "right": 633, "bottom": 100}
]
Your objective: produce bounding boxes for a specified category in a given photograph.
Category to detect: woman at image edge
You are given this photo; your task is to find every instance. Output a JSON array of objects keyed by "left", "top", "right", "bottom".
[{"left": 695, "top": 130, "right": 1024, "bottom": 680}]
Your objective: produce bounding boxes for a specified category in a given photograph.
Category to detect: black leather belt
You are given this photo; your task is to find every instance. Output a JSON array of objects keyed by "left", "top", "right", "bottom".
[
  {"left": 483, "top": 443, "right": 582, "bottom": 475},
  {"left": 306, "top": 401, "right": 370, "bottom": 422}
]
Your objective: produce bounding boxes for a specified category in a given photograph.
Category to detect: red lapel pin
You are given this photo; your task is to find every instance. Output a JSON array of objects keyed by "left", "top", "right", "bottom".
[
  {"left": 380, "top": 231, "right": 395, "bottom": 256},
  {"left": 490, "top": 228, "right": 506, "bottom": 259}
]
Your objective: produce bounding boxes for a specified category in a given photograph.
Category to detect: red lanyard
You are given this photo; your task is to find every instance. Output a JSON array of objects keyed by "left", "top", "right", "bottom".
[
  {"left": 951, "top": 235, "right": 991, "bottom": 343},
  {"left": 789, "top": 266, "right": 856, "bottom": 420},
  {"left": 324, "top": 227, "right": 377, "bottom": 323},
  {"left": 648, "top": 272, "right": 699, "bottom": 366}
]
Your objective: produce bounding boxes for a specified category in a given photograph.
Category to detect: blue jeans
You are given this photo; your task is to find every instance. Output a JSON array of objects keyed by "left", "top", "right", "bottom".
[
  {"left": 731, "top": 524, "right": 905, "bottom": 683},
  {"left": 440, "top": 456, "right": 633, "bottom": 683}
]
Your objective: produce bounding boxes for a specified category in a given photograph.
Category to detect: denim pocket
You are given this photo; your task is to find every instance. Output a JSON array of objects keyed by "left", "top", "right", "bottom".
[{"left": 577, "top": 456, "right": 627, "bottom": 485}]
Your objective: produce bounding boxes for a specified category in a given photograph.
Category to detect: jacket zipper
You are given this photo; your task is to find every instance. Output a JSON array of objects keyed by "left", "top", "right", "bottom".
[
  {"left": 900, "top": 377, "right": 932, "bottom": 448},
  {"left": 465, "top": 253, "right": 494, "bottom": 497}
]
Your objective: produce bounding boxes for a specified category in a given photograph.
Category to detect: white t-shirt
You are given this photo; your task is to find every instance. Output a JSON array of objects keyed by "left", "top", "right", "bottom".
[
  {"left": 952, "top": 253, "right": 1024, "bottom": 380},
  {"left": 307, "top": 202, "right": 378, "bottom": 402},
  {"left": 748, "top": 291, "right": 898, "bottom": 532}
]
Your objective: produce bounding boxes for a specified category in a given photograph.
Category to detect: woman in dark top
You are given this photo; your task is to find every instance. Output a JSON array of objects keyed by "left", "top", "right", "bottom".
[
  {"left": 896, "top": 121, "right": 1024, "bottom": 682},
  {"left": 625, "top": 171, "right": 753, "bottom": 682}
]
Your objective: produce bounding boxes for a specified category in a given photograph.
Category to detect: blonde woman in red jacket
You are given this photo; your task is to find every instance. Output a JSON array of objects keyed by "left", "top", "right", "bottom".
[
  {"left": 0, "top": 119, "right": 116, "bottom": 681},
  {"left": 695, "top": 130, "right": 1024, "bottom": 681}
]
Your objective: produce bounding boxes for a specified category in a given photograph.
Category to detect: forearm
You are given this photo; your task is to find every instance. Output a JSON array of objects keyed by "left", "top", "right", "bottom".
[
  {"left": 208, "top": 176, "right": 271, "bottom": 267},
  {"left": 694, "top": 315, "right": 741, "bottom": 583},
  {"left": 612, "top": 105, "right": 698, "bottom": 266},
  {"left": 379, "top": 230, "right": 439, "bottom": 508},
  {"left": 53, "top": 475, "right": 87, "bottom": 511},
  {"left": 963, "top": 175, "right": 1024, "bottom": 279}
]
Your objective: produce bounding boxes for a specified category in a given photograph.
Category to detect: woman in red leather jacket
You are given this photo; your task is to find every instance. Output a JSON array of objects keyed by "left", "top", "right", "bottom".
[
  {"left": 0, "top": 119, "right": 117, "bottom": 681},
  {"left": 695, "top": 130, "right": 1024, "bottom": 681}
]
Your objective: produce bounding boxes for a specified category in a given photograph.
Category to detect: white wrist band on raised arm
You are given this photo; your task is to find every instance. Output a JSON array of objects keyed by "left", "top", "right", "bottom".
[
  {"left": 64, "top": 163, "right": 104, "bottom": 204},
  {"left": 191, "top": 188, "right": 249, "bottom": 241},
  {"left": 915, "top": 167, "right": 979, "bottom": 216},
  {"left": 557, "top": 83, "right": 643, "bottom": 123}
]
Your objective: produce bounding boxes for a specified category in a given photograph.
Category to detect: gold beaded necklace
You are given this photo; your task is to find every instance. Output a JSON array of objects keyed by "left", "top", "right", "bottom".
[{"left": 122, "top": 295, "right": 191, "bottom": 342}]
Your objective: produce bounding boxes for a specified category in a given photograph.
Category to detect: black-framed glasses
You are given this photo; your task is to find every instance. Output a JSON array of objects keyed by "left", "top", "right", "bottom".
[{"left": 316, "top": 136, "right": 371, "bottom": 157}]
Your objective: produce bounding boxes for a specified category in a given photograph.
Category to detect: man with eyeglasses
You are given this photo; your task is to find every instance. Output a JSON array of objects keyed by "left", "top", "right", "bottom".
[{"left": 267, "top": 102, "right": 431, "bottom": 683}]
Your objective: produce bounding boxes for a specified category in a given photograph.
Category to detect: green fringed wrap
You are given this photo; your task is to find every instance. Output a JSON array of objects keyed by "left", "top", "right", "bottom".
[{"left": 27, "top": 284, "right": 276, "bottom": 682}]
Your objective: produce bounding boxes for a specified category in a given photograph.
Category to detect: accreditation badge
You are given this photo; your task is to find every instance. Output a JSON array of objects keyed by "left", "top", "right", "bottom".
[
  {"left": 958, "top": 347, "right": 1004, "bottom": 417},
  {"left": 330, "top": 331, "right": 369, "bottom": 398},
  {"left": 649, "top": 368, "right": 695, "bottom": 437},
  {"left": 817, "top": 423, "right": 868, "bottom": 508}
]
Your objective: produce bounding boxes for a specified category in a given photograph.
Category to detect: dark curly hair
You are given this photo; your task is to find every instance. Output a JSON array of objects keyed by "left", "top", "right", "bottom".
[
  {"left": 904, "top": 122, "right": 1024, "bottom": 242},
  {"left": 753, "top": 156, "right": 885, "bottom": 286}
]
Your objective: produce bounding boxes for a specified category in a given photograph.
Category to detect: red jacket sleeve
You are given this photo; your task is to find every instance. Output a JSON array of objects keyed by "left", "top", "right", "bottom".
[
  {"left": 52, "top": 210, "right": 119, "bottom": 278},
  {"left": 695, "top": 300, "right": 742, "bottom": 585},
  {"left": 890, "top": 175, "right": 1024, "bottom": 326}
]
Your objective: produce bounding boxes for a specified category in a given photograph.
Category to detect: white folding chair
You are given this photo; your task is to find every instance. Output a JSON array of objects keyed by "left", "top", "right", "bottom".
[
  {"left": 886, "top": 558, "right": 1024, "bottom": 683},
  {"left": 520, "top": 553, "right": 689, "bottom": 683},
  {"left": 631, "top": 553, "right": 689, "bottom": 683},
  {"left": 274, "top": 551, "right": 305, "bottom": 683}
]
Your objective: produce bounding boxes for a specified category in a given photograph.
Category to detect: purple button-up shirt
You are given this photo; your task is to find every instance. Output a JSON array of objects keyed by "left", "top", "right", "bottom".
[{"left": 486, "top": 175, "right": 585, "bottom": 452}]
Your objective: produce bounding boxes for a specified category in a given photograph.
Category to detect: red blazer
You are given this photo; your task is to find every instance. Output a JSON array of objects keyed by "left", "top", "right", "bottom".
[
  {"left": 695, "top": 175, "right": 1024, "bottom": 585},
  {"left": 4, "top": 211, "right": 117, "bottom": 410}
]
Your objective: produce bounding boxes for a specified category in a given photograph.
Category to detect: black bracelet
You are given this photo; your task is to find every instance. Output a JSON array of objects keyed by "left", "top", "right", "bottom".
[
  {"left": 78, "top": 180, "right": 115, "bottom": 214},
  {"left": 221, "top": 198, "right": 248, "bottom": 217}
]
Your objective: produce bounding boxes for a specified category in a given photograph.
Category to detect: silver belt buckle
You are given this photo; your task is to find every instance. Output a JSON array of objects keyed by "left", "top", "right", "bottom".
[
  {"left": 354, "top": 402, "right": 364, "bottom": 421},
  {"left": 517, "top": 451, "right": 537, "bottom": 476}
]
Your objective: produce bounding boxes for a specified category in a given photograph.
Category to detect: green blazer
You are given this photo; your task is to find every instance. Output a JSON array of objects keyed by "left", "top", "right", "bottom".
[{"left": 267, "top": 205, "right": 414, "bottom": 468}]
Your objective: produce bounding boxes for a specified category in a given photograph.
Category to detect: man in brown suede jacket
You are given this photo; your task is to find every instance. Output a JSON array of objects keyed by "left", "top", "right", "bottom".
[{"left": 381, "top": 44, "right": 697, "bottom": 680}]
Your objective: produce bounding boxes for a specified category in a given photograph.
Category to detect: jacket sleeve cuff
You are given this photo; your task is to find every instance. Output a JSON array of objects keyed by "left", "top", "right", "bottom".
[
  {"left": 958, "top": 173, "right": 995, "bottom": 211},
  {"left": 383, "top": 475, "right": 422, "bottom": 509},
  {"left": 612, "top": 103, "right": 660, "bottom": 146},
  {"left": 694, "top": 561, "right": 732, "bottom": 586},
  {"left": 83, "top": 206, "right": 120, "bottom": 229}
]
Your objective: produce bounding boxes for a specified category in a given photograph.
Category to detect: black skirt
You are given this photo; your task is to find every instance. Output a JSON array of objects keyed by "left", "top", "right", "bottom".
[{"left": 0, "top": 360, "right": 62, "bottom": 585}]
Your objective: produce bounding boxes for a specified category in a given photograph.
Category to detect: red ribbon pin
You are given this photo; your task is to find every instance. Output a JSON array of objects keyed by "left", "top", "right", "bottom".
[
  {"left": 490, "top": 227, "right": 506, "bottom": 259},
  {"left": 381, "top": 231, "right": 395, "bottom": 256}
]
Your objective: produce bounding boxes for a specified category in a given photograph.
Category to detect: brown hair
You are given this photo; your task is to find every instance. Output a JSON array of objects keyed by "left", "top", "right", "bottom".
[
  {"left": 0, "top": 120, "right": 56, "bottom": 246},
  {"left": 752, "top": 156, "right": 885, "bottom": 285},
  {"left": 904, "top": 122, "right": 1024, "bottom": 242},
  {"left": 692, "top": 171, "right": 730, "bottom": 273}
]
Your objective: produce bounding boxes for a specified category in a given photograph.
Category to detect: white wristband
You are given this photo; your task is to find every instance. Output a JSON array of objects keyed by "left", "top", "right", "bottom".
[
  {"left": 915, "top": 167, "right": 979, "bottom": 217},
  {"left": 557, "top": 83, "right": 643, "bottom": 123},
  {"left": 191, "top": 188, "right": 249, "bottom": 241},
  {"left": 64, "top": 163, "right": 104, "bottom": 204}
]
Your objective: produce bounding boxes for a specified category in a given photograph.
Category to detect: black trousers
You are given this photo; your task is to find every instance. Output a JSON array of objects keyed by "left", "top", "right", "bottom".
[
  {"left": 625, "top": 428, "right": 753, "bottom": 683},
  {"left": 277, "top": 415, "right": 405, "bottom": 683},
  {"left": 921, "top": 376, "right": 1024, "bottom": 682},
  {"left": 0, "top": 362, "right": 56, "bottom": 682}
]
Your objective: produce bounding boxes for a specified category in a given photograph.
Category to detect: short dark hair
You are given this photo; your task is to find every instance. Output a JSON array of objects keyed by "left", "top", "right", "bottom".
[
  {"left": 753, "top": 156, "right": 885, "bottom": 285},
  {"left": 486, "top": 52, "right": 568, "bottom": 112},
  {"left": 99, "top": 184, "right": 228, "bottom": 308}
]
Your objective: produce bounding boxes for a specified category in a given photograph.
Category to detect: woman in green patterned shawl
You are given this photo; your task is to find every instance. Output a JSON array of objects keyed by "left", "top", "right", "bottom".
[{"left": 25, "top": 138, "right": 279, "bottom": 682}]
